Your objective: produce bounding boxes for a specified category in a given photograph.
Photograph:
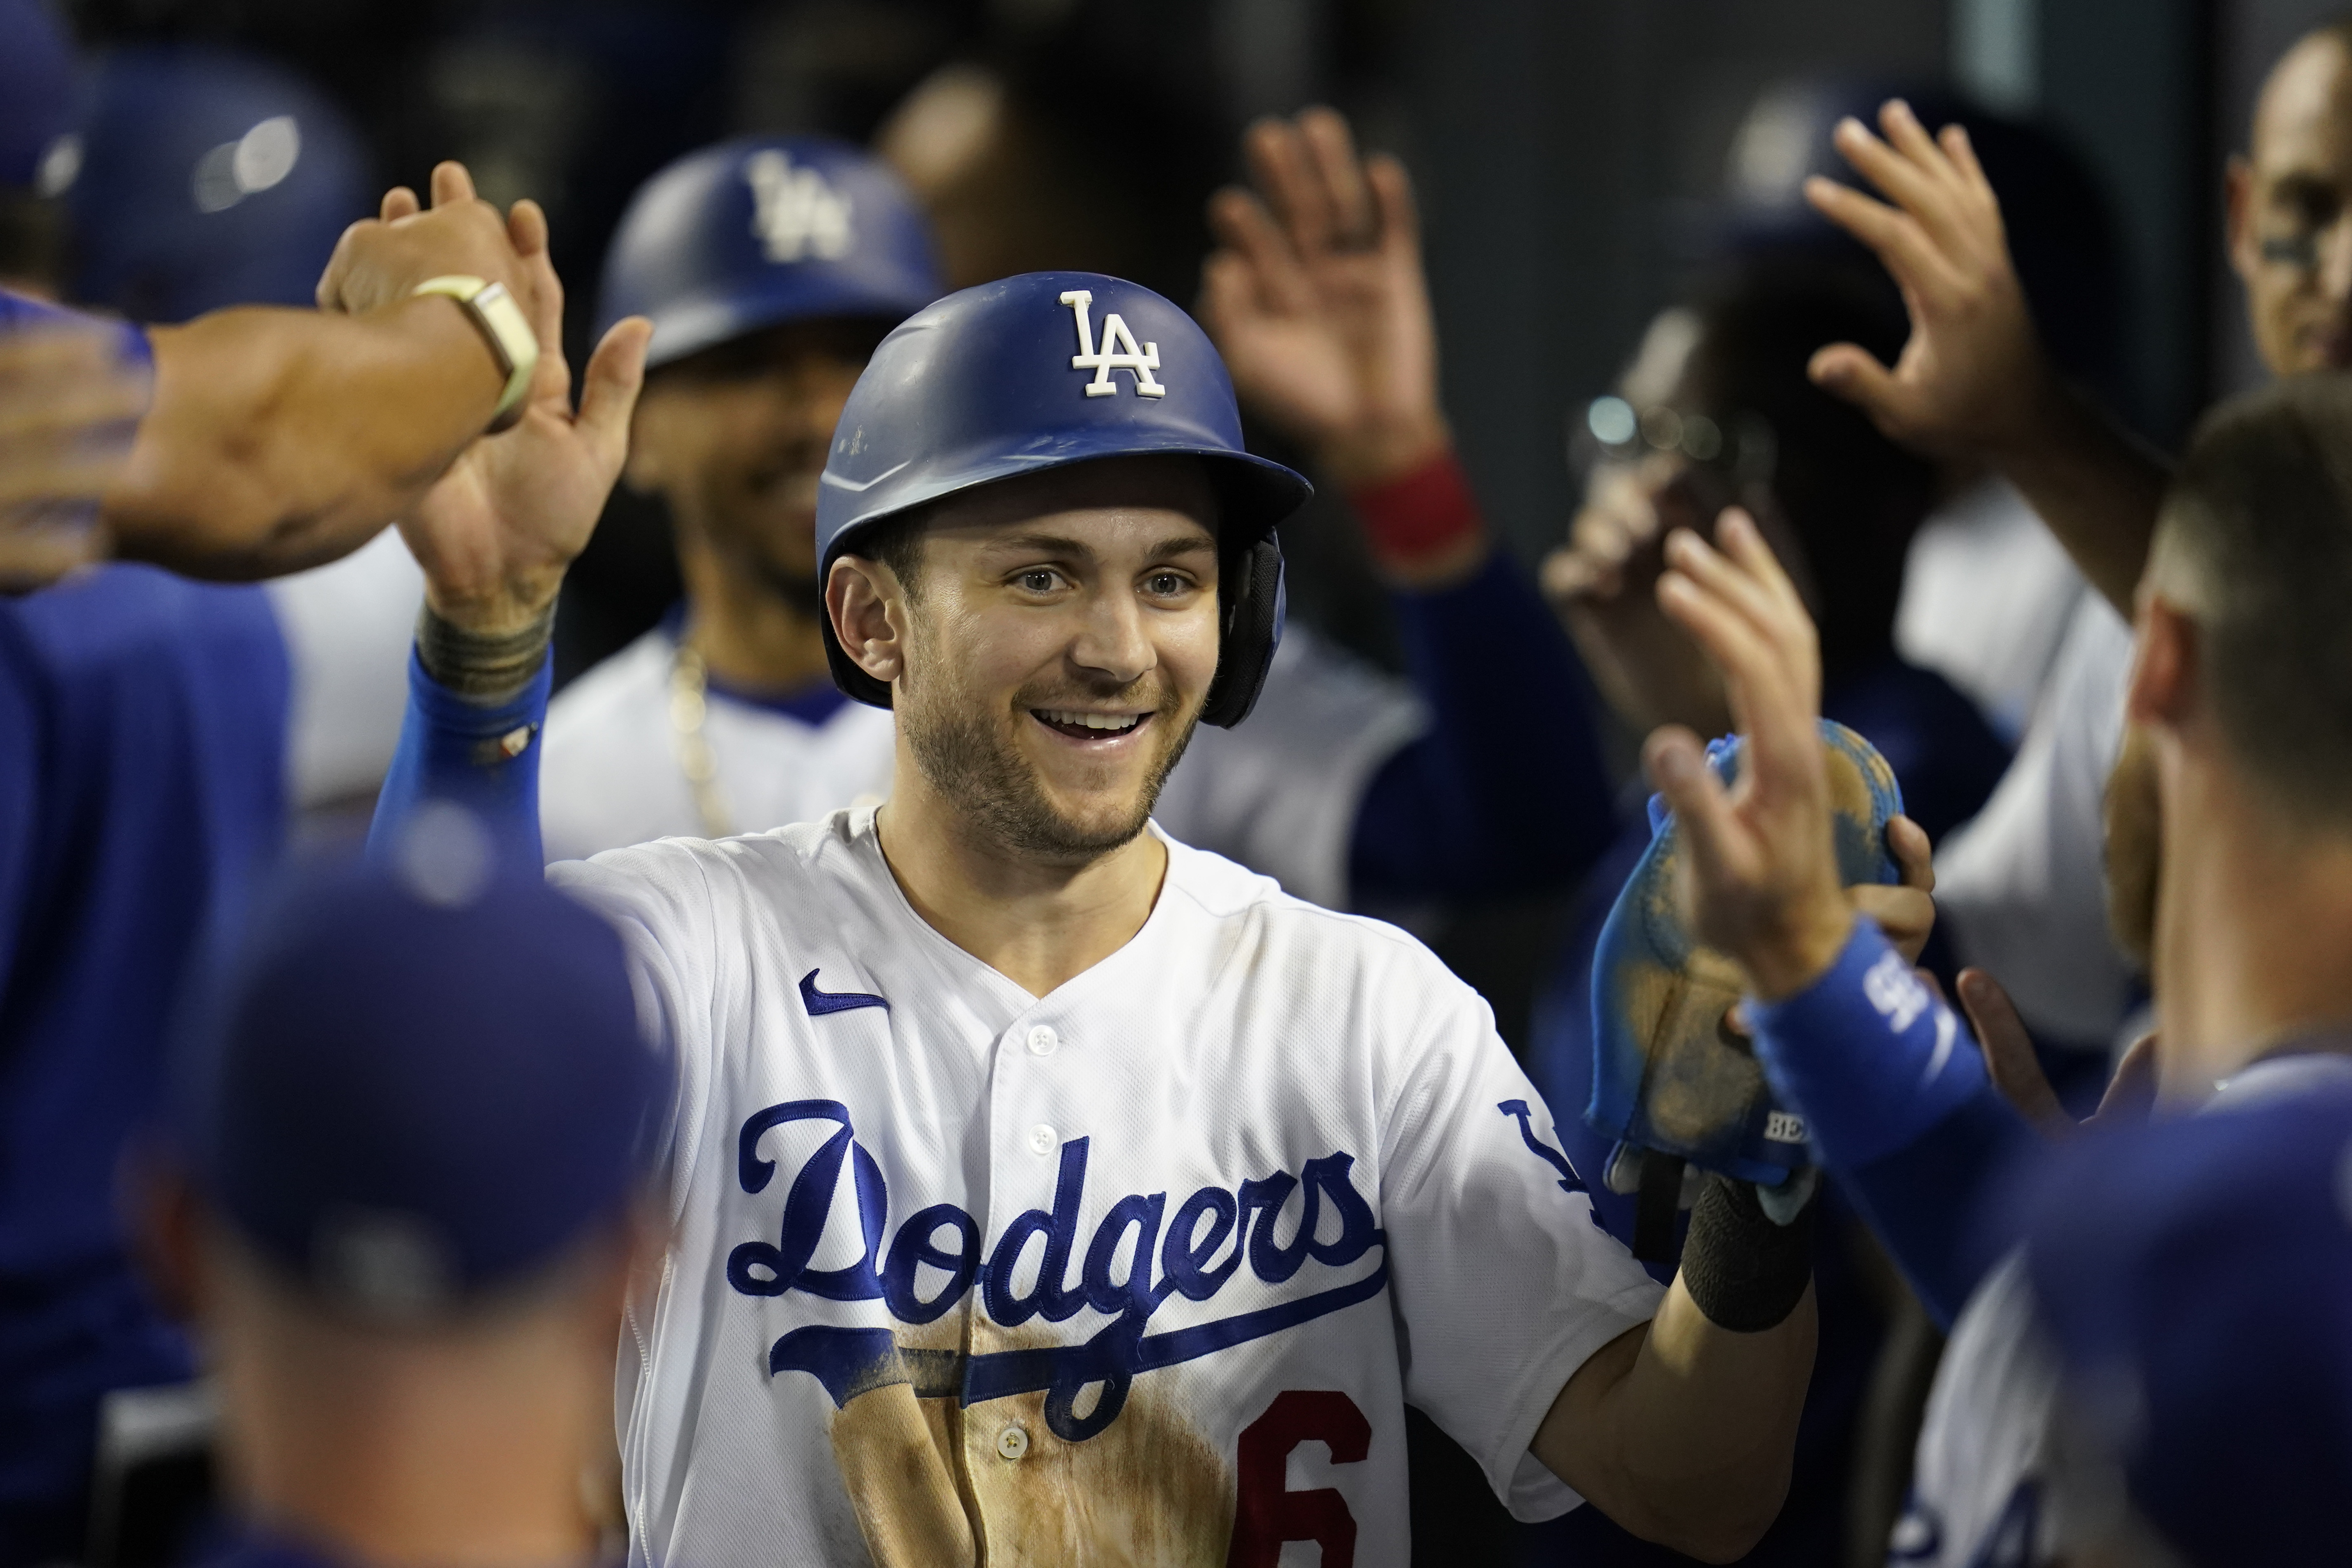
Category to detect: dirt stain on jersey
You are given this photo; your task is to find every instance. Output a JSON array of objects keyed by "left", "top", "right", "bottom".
[{"left": 828, "top": 1321, "right": 1233, "bottom": 1567}]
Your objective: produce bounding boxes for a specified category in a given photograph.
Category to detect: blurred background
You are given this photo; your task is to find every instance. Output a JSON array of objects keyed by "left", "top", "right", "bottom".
[{"left": 24, "top": 0, "right": 2334, "bottom": 1559}]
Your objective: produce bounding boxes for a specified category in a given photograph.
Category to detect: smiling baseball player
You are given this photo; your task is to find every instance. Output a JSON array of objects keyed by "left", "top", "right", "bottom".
[{"left": 368, "top": 269, "right": 1817, "bottom": 1566}]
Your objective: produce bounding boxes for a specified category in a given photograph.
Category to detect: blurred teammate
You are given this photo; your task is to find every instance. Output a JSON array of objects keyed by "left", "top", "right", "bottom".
[
  {"left": 2006, "top": 1088, "right": 2352, "bottom": 1567},
  {"left": 369, "top": 263, "right": 1820, "bottom": 1561},
  {"left": 62, "top": 45, "right": 430, "bottom": 816},
  {"left": 1635, "top": 373, "right": 2352, "bottom": 1567},
  {"left": 0, "top": 80, "right": 648, "bottom": 1557},
  {"left": 141, "top": 846, "right": 664, "bottom": 1568},
  {"left": 545, "top": 110, "right": 1614, "bottom": 918},
  {"left": 1526, "top": 259, "right": 2002, "bottom": 1565},
  {"left": 1798, "top": 24, "right": 2352, "bottom": 1066},
  {"left": 1719, "top": 78, "right": 2122, "bottom": 745}
]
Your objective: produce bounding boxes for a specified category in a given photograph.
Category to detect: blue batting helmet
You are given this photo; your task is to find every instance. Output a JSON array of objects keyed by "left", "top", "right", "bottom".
[
  {"left": 65, "top": 46, "right": 368, "bottom": 323},
  {"left": 814, "top": 271, "right": 1310, "bottom": 728},
  {"left": 597, "top": 135, "right": 943, "bottom": 371}
]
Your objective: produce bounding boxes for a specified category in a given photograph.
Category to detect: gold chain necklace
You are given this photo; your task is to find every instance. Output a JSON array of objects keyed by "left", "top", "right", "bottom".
[{"left": 668, "top": 639, "right": 734, "bottom": 839}]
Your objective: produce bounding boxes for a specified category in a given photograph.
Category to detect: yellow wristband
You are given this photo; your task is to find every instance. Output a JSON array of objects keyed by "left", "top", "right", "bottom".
[{"left": 412, "top": 274, "right": 540, "bottom": 433}]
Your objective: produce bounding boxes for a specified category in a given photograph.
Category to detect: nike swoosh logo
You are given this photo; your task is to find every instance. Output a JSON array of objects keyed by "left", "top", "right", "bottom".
[
  {"left": 818, "top": 460, "right": 911, "bottom": 493},
  {"left": 799, "top": 968, "right": 890, "bottom": 1016}
]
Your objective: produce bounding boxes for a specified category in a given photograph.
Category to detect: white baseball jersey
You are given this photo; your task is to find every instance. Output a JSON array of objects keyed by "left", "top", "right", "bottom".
[
  {"left": 1895, "top": 476, "right": 2087, "bottom": 745},
  {"left": 539, "top": 626, "right": 899, "bottom": 864},
  {"left": 1933, "top": 594, "right": 2137, "bottom": 1048},
  {"left": 1894, "top": 1051, "right": 2352, "bottom": 1567},
  {"left": 264, "top": 526, "right": 427, "bottom": 810},
  {"left": 553, "top": 807, "right": 1661, "bottom": 1568},
  {"left": 541, "top": 619, "right": 1426, "bottom": 909}
]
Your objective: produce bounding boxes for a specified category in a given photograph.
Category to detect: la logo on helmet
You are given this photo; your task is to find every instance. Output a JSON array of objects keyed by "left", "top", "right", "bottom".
[
  {"left": 744, "top": 150, "right": 853, "bottom": 264},
  {"left": 1059, "top": 290, "right": 1166, "bottom": 398}
]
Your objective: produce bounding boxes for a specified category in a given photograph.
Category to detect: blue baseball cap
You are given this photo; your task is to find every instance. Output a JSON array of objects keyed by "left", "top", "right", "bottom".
[
  {"left": 0, "top": 0, "right": 77, "bottom": 193},
  {"left": 174, "top": 823, "right": 666, "bottom": 1318},
  {"left": 2018, "top": 1081, "right": 2352, "bottom": 1566},
  {"left": 66, "top": 46, "right": 368, "bottom": 323},
  {"left": 597, "top": 135, "right": 944, "bottom": 370}
]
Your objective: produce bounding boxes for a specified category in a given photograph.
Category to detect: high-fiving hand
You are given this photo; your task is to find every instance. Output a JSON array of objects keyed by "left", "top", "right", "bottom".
[
  {"left": 1802, "top": 100, "right": 2057, "bottom": 462},
  {"left": 317, "top": 161, "right": 540, "bottom": 322},
  {"left": 1199, "top": 108, "right": 1449, "bottom": 488},
  {"left": 1644, "top": 509, "right": 1854, "bottom": 1000},
  {"left": 372, "top": 167, "right": 651, "bottom": 634}
]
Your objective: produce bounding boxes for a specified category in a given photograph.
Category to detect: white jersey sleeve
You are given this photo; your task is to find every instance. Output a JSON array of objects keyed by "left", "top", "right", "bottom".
[
  {"left": 1377, "top": 982, "right": 1667, "bottom": 1517},
  {"left": 262, "top": 529, "right": 425, "bottom": 808},
  {"left": 548, "top": 813, "right": 1659, "bottom": 1568},
  {"left": 1932, "top": 594, "right": 2138, "bottom": 1045},
  {"left": 1151, "top": 622, "right": 1427, "bottom": 910}
]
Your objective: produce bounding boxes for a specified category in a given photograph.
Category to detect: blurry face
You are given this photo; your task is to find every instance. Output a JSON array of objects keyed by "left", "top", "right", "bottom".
[
  {"left": 2232, "top": 32, "right": 2352, "bottom": 374},
  {"left": 1552, "top": 309, "right": 1803, "bottom": 736},
  {"left": 625, "top": 320, "right": 880, "bottom": 593},
  {"left": 885, "top": 458, "right": 1223, "bottom": 862}
]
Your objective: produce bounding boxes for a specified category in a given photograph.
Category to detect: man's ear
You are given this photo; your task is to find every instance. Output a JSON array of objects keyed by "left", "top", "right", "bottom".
[
  {"left": 2225, "top": 155, "right": 2258, "bottom": 288},
  {"left": 2126, "top": 593, "right": 2199, "bottom": 730},
  {"left": 826, "top": 555, "right": 908, "bottom": 687}
]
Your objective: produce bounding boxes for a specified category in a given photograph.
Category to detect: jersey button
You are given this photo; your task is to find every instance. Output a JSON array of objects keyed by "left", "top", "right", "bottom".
[
  {"left": 1026, "top": 1025, "right": 1058, "bottom": 1057},
  {"left": 1027, "top": 1124, "right": 1057, "bottom": 1156},
  {"left": 996, "top": 1424, "right": 1031, "bottom": 1461}
]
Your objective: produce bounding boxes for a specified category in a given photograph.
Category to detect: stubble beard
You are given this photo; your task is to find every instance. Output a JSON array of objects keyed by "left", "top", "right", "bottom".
[{"left": 901, "top": 672, "right": 1199, "bottom": 864}]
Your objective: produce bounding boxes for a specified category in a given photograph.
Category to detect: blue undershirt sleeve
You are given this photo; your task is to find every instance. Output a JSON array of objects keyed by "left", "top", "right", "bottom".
[
  {"left": 1346, "top": 551, "right": 1616, "bottom": 902},
  {"left": 1748, "top": 919, "right": 2041, "bottom": 1326},
  {"left": 365, "top": 648, "right": 551, "bottom": 877}
]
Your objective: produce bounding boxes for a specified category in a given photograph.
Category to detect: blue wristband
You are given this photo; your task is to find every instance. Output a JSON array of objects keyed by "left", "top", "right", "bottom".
[
  {"left": 366, "top": 647, "right": 550, "bottom": 878},
  {"left": 1748, "top": 920, "right": 1991, "bottom": 1170}
]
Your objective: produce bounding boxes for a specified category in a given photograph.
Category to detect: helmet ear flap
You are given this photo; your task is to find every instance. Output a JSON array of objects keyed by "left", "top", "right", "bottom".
[{"left": 1199, "top": 534, "right": 1285, "bottom": 729}]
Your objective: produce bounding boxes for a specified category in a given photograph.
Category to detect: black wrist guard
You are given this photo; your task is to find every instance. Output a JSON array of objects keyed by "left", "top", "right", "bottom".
[
  {"left": 414, "top": 603, "right": 554, "bottom": 706},
  {"left": 1679, "top": 1173, "right": 1815, "bottom": 1332}
]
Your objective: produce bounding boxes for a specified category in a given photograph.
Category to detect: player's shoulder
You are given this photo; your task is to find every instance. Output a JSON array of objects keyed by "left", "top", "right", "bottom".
[
  {"left": 1158, "top": 831, "right": 1468, "bottom": 996},
  {"left": 550, "top": 809, "right": 867, "bottom": 928}
]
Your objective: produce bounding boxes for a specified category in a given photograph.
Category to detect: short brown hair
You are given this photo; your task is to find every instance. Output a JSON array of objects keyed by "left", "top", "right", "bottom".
[
  {"left": 847, "top": 509, "right": 928, "bottom": 600},
  {"left": 2151, "top": 372, "right": 2352, "bottom": 825}
]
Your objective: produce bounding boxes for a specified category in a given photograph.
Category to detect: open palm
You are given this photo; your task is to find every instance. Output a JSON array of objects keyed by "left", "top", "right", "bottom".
[
  {"left": 396, "top": 194, "right": 649, "bottom": 633},
  {"left": 1200, "top": 108, "right": 1447, "bottom": 487}
]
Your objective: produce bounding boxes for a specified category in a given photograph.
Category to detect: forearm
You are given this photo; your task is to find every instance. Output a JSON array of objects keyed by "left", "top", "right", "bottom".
[
  {"left": 106, "top": 299, "right": 501, "bottom": 580},
  {"left": 1748, "top": 919, "right": 2038, "bottom": 1323},
  {"left": 1997, "top": 377, "right": 2172, "bottom": 617},
  {"left": 366, "top": 611, "right": 554, "bottom": 877},
  {"left": 1539, "top": 1284, "right": 1814, "bottom": 1562},
  {"left": 1345, "top": 458, "right": 1618, "bottom": 900}
]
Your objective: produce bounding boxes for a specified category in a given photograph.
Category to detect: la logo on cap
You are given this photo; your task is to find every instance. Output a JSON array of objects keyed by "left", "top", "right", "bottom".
[
  {"left": 1060, "top": 289, "right": 1165, "bottom": 398},
  {"left": 744, "top": 149, "right": 852, "bottom": 264}
]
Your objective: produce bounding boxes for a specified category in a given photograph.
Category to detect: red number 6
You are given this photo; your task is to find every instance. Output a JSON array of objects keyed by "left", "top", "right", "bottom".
[{"left": 1226, "top": 1389, "right": 1372, "bottom": 1568}]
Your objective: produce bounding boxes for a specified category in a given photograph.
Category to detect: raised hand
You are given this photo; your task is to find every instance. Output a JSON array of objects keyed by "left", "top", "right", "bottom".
[
  {"left": 397, "top": 195, "right": 650, "bottom": 634},
  {"left": 1956, "top": 968, "right": 2158, "bottom": 1136},
  {"left": 0, "top": 326, "right": 149, "bottom": 591},
  {"left": 1802, "top": 100, "right": 2058, "bottom": 461},
  {"left": 1643, "top": 508, "right": 1852, "bottom": 1000},
  {"left": 317, "top": 162, "right": 536, "bottom": 320},
  {"left": 1199, "top": 108, "right": 1448, "bottom": 487},
  {"left": 1542, "top": 458, "right": 1733, "bottom": 737}
]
